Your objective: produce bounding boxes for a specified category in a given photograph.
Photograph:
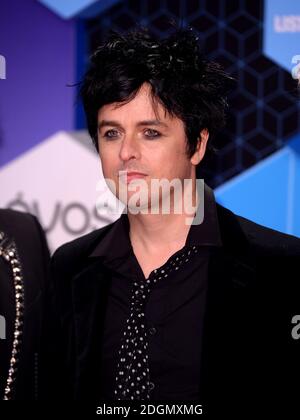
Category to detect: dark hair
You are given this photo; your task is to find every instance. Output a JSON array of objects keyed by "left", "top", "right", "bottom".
[{"left": 80, "top": 26, "right": 234, "bottom": 159}]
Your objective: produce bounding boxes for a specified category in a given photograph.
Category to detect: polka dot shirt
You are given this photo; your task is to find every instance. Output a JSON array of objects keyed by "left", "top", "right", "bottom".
[{"left": 114, "top": 245, "right": 200, "bottom": 400}]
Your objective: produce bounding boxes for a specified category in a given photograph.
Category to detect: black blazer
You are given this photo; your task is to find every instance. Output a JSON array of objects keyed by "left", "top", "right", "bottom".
[
  {"left": 42, "top": 204, "right": 300, "bottom": 415},
  {"left": 0, "top": 209, "right": 50, "bottom": 400}
]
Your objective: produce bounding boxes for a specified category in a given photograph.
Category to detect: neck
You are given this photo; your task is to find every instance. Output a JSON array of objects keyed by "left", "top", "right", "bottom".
[{"left": 127, "top": 180, "right": 199, "bottom": 254}]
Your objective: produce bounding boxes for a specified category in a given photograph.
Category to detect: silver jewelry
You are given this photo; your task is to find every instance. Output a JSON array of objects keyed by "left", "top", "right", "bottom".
[{"left": 0, "top": 231, "right": 25, "bottom": 400}]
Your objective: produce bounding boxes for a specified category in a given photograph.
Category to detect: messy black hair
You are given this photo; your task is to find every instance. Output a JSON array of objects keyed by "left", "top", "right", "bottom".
[{"left": 80, "top": 26, "right": 234, "bottom": 159}]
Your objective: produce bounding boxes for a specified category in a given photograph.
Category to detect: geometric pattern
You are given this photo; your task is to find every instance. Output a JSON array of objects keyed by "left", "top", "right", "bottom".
[
  {"left": 215, "top": 133, "right": 300, "bottom": 236},
  {"left": 39, "top": 0, "right": 97, "bottom": 19},
  {"left": 38, "top": 0, "right": 121, "bottom": 19},
  {"left": 0, "top": 131, "right": 118, "bottom": 253}
]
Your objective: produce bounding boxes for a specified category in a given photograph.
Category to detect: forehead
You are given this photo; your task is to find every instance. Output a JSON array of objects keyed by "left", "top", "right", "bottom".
[{"left": 98, "top": 83, "right": 171, "bottom": 123}]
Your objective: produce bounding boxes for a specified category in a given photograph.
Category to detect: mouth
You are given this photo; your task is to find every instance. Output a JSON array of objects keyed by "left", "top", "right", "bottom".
[{"left": 119, "top": 171, "right": 148, "bottom": 184}]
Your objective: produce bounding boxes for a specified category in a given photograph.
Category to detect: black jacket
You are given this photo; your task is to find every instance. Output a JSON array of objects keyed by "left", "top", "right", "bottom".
[
  {"left": 42, "top": 204, "right": 300, "bottom": 416},
  {"left": 0, "top": 209, "right": 50, "bottom": 400}
]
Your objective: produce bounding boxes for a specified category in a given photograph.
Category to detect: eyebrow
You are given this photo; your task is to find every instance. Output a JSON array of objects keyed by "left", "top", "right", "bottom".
[{"left": 97, "top": 119, "right": 169, "bottom": 130}]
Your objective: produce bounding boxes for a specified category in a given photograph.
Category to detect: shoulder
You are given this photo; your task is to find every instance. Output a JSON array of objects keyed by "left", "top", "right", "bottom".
[
  {"left": 237, "top": 214, "right": 300, "bottom": 254},
  {"left": 51, "top": 218, "right": 118, "bottom": 275},
  {"left": 0, "top": 208, "right": 38, "bottom": 232},
  {"left": 0, "top": 209, "right": 48, "bottom": 253},
  {"left": 0, "top": 209, "right": 49, "bottom": 305},
  {"left": 216, "top": 204, "right": 300, "bottom": 256}
]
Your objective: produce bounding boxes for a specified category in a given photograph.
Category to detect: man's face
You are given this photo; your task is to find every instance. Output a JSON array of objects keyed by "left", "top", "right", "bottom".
[{"left": 97, "top": 83, "right": 207, "bottom": 212}]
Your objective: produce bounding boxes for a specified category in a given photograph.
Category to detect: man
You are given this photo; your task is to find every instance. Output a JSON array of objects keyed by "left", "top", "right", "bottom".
[
  {"left": 44, "top": 28, "right": 300, "bottom": 414},
  {"left": 0, "top": 209, "right": 50, "bottom": 400}
]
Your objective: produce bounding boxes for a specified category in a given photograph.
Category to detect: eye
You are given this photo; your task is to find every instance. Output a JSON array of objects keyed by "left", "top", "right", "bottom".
[
  {"left": 103, "top": 129, "right": 119, "bottom": 139},
  {"left": 144, "top": 128, "right": 161, "bottom": 139}
]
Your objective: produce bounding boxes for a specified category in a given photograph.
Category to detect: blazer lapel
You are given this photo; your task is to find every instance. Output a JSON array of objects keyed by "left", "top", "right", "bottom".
[{"left": 200, "top": 206, "right": 258, "bottom": 413}]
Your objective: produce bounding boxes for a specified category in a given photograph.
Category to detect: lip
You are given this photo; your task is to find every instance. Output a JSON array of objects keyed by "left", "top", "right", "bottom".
[
  {"left": 127, "top": 171, "right": 147, "bottom": 176},
  {"left": 119, "top": 171, "right": 148, "bottom": 184}
]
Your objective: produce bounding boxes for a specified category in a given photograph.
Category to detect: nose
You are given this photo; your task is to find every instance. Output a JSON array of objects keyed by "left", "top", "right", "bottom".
[{"left": 119, "top": 135, "right": 141, "bottom": 162}]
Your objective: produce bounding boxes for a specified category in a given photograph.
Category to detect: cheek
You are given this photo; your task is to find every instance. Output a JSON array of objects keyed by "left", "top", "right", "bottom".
[
  {"left": 99, "top": 148, "right": 117, "bottom": 172},
  {"left": 100, "top": 162, "right": 114, "bottom": 183},
  {"left": 170, "top": 145, "right": 190, "bottom": 165},
  {"left": 150, "top": 146, "right": 188, "bottom": 178}
]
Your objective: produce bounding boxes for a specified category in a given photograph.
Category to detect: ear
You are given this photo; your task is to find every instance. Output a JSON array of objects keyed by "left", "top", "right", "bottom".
[{"left": 190, "top": 129, "right": 209, "bottom": 165}]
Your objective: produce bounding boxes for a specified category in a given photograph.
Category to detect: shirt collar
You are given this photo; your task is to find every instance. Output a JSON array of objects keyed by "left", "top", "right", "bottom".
[{"left": 90, "top": 183, "right": 222, "bottom": 261}]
